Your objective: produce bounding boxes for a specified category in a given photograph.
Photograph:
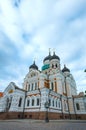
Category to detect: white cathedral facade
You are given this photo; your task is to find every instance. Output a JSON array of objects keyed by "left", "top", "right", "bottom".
[{"left": 0, "top": 51, "right": 86, "bottom": 120}]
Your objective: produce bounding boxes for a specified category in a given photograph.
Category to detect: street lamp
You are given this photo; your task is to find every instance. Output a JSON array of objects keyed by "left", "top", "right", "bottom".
[
  {"left": 45, "top": 101, "right": 49, "bottom": 122},
  {"left": 22, "top": 91, "right": 27, "bottom": 119}
]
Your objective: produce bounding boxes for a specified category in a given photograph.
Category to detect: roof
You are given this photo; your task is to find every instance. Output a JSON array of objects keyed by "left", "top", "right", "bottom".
[
  {"left": 43, "top": 52, "right": 51, "bottom": 62},
  {"left": 62, "top": 65, "right": 70, "bottom": 72},
  {"left": 43, "top": 51, "right": 60, "bottom": 62},
  {"left": 50, "top": 52, "right": 60, "bottom": 61},
  {"left": 29, "top": 61, "right": 38, "bottom": 70}
]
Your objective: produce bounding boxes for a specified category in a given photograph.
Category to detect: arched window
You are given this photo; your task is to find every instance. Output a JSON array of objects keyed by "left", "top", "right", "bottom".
[
  {"left": 37, "top": 98, "right": 39, "bottom": 106},
  {"left": 35, "top": 83, "right": 37, "bottom": 90},
  {"left": 49, "top": 99, "right": 51, "bottom": 106},
  {"left": 6, "top": 98, "right": 9, "bottom": 111},
  {"left": 32, "top": 99, "right": 34, "bottom": 106},
  {"left": 28, "top": 84, "right": 30, "bottom": 91},
  {"left": 55, "top": 64, "right": 57, "bottom": 68},
  {"left": 56, "top": 100, "right": 57, "bottom": 107},
  {"left": 9, "top": 97, "right": 12, "bottom": 109},
  {"left": 51, "top": 82, "right": 54, "bottom": 90},
  {"left": 27, "top": 100, "right": 30, "bottom": 106},
  {"left": 76, "top": 103, "right": 80, "bottom": 110},
  {"left": 18, "top": 98, "right": 22, "bottom": 107},
  {"left": 52, "top": 100, "right": 54, "bottom": 107},
  {"left": 32, "top": 83, "right": 34, "bottom": 90}
]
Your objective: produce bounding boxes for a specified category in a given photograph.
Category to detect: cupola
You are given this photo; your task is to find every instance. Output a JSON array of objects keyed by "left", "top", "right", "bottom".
[
  {"left": 50, "top": 51, "right": 60, "bottom": 61},
  {"left": 29, "top": 61, "right": 38, "bottom": 70},
  {"left": 62, "top": 65, "right": 70, "bottom": 73}
]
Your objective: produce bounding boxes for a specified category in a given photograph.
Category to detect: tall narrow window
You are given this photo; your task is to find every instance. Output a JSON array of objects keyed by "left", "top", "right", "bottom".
[
  {"left": 52, "top": 100, "right": 54, "bottom": 107},
  {"left": 6, "top": 98, "right": 9, "bottom": 107},
  {"left": 27, "top": 100, "right": 30, "bottom": 106},
  {"left": 9, "top": 97, "right": 12, "bottom": 109},
  {"left": 51, "top": 82, "right": 54, "bottom": 90},
  {"left": 56, "top": 100, "right": 57, "bottom": 107},
  {"left": 37, "top": 99, "right": 39, "bottom": 106},
  {"left": 28, "top": 84, "right": 30, "bottom": 91},
  {"left": 18, "top": 98, "right": 22, "bottom": 107},
  {"left": 55, "top": 64, "right": 57, "bottom": 68},
  {"left": 32, "top": 99, "right": 34, "bottom": 106},
  {"left": 49, "top": 99, "right": 51, "bottom": 106},
  {"left": 32, "top": 83, "right": 33, "bottom": 90},
  {"left": 76, "top": 103, "right": 80, "bottom": 110},
  {"left": 35, "top": 83, "right": 37, "bottom": 90},
  {"left": 58, "top": 100, "right": 61, "bottom": 108}
]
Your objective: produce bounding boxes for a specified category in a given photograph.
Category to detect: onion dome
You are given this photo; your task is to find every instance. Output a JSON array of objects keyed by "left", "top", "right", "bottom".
[
  {"left": 29, "top": 61, "right": 38, "bottom": 70},
  {"left": 50, "top": 51, "right": 60, "bottom": 61},
  {"left": 43, "top": 51, "right": 51, "bottom": 62},
  {"left": 62, "top": 65, "right": 70, "bottom": 72}
]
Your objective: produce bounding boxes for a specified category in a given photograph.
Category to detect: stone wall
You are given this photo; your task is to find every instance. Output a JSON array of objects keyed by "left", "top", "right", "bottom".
[{"left": 0, "top": 112, "right": 86, "bottom": 120}]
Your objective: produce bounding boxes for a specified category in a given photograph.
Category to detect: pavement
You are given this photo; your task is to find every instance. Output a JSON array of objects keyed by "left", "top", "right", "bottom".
[{"left": 0, "top": 119, "right": 86, "bottom": 130}]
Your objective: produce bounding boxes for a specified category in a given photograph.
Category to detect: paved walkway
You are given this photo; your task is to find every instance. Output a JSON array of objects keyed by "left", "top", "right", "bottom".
[{"left": 0, "top": 119, "right": 86, "bottom": 130}]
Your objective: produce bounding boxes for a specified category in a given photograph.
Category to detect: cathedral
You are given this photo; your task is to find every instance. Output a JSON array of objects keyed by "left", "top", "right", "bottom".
[{"left": 0, "top": 51, "right": 86, "bottom": 120}]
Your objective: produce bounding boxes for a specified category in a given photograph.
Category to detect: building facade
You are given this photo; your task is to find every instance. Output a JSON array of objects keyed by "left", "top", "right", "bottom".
[{"left": 0, "top": 51, "right": 86, "bottom": 120}]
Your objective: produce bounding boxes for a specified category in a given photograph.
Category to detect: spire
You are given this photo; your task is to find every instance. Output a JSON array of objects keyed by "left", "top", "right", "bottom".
[
  {"left": 29, "top": 60, "right": 38, "bottom": 70},
  {"left": 33, "top": 57, "right": 37, "bottom": 64},
  {"left": 62, "top": 64, "right": 70, "bottom": 72},
  {"left": 33, "top": 60, "right": 35, "bottom": 65}
]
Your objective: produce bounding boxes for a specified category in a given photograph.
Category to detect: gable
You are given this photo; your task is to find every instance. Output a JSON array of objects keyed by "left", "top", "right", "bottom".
[{"left": 4, "top": 82, "right": 16, "bottom": 95}]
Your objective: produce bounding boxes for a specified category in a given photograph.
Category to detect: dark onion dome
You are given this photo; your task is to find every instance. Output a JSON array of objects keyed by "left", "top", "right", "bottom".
[
  {"left": 62, "top": 65, "right": 70, "bottom": 72},
  {"left": 50, "top": 51, "right": 60, "bottom": 61},
  {"left": 43, "top": 52, "right": 51, "bottom": 62},
  {"left": 29, "top": 61, "right": 38, "bottom": 70}
]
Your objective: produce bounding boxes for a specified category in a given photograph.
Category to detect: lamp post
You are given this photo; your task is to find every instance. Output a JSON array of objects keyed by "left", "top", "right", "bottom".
[
  {"left": 22, "top": 91, "right": 27, "bottom": 119},
  {"left": 45, "top": 101, "right": 49, "bottom": 122}
]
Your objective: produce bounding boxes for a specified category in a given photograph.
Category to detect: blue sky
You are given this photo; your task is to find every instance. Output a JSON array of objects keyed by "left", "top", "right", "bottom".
[{"left": 0, "top": 0, "right": 86, "bottom": 93}]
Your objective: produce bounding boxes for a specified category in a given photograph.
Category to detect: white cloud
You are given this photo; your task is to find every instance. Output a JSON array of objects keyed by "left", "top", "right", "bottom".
[{"left": 0, "top": 0, "right": 86, "bottom": 93}]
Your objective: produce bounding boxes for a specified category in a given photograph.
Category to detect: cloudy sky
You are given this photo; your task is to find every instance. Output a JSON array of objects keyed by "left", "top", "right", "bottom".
[{"left": 0, "top": 0, "right": 86, "bottom": 93}]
